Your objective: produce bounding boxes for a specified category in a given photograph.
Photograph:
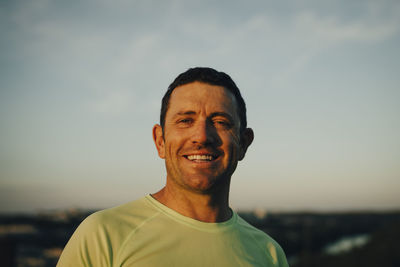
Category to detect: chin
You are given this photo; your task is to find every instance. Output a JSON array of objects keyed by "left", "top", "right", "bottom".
[{"left": 183, "top": 175, "right": 230, "bottom": 194}]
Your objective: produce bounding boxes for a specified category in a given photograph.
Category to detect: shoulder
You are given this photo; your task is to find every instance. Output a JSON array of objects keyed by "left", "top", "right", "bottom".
[
  {"left": 57, "top": 196, "right": 159, "bottom": 267},
  {"left": 235, "top": 214, "right": 274, "bottom": 242},
  {"left": 88, "top": 196, "right": 156, "bottom": 227},
  {"left": 74, "top": 196, "right": 160, "bottom": 243},
  {"left": 235, "top": 214, "right": 289, "bottom": 267}
]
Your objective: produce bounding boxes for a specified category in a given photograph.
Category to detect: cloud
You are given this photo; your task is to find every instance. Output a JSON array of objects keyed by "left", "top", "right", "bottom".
[
  {"left": 88, "top": 90, "right": 136, "bottom": 115},
  {"left": 257, "top": 4, "right": 400, "bottom": 86},
  {"left": 294, "top": 10, "right": 400, "bottom": 45}
]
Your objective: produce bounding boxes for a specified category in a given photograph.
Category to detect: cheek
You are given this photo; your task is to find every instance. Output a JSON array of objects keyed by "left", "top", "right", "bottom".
[
  {"left": 165, "top": 136, "right": 183, "bottom": 155},
  {"left": 228, "top": 131, "right": 241, "bottom": 147},
  {"left": 223, "top": 133, "right": 241, "bottom": 155}
]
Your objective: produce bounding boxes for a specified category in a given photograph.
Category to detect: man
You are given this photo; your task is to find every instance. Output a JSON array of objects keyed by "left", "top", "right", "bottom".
[{"left": 57, "top": 67, "right": 289, "bottom": 266}]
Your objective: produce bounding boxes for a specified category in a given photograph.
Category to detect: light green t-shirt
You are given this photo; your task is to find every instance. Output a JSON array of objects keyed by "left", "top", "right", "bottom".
[{"left": 57, "top": 195, "right": 289, "bottom": 267}]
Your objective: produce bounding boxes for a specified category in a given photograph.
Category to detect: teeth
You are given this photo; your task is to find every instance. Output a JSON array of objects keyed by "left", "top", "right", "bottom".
[{"left": 187, "top": 155, "right": 214, "bottom": 161}]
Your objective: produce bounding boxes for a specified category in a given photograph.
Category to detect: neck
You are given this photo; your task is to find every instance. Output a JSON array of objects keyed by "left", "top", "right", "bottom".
[{"left": 152, "top": 183, "right": 231, "bottom": 223}]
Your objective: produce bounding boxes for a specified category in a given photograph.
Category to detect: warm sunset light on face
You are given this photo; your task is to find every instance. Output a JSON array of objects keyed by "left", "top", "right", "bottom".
[{"left": 153, "top": 82, "right": 248, "bottom": 193}]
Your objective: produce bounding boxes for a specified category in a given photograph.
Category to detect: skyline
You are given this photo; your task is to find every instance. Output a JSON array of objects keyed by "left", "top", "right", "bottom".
[{"left": 1, "top": 0, "right": 399, "bottom": 213}]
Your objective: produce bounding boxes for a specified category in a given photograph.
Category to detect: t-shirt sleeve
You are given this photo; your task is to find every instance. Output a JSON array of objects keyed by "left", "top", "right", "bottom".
[
  {"left": 266, "top": 240, "right": 289, "bottom": 267},
  {"left": 278, "top": 248, "right": 289, "bottom": 267},
  {"left": 275, "top": 242, "right": 289, "bottom": 267},
  {"left": 57, "top": 213, "right": 112, "bottom": 267}
]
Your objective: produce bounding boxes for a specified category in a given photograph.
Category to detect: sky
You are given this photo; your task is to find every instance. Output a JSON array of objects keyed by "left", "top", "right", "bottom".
[{"left": 1, "top": 0, "right": 399, "bottom": 213}]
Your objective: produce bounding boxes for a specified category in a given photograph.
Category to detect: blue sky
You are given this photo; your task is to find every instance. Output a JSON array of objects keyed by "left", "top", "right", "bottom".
[{"left": 1, "top": 0, "right": 399, "bottom": 213}]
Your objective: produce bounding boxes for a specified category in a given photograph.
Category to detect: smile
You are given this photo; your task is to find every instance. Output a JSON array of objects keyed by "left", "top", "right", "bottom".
[{"left": 185, "top": 154, "right": 217, "bottom": 162}]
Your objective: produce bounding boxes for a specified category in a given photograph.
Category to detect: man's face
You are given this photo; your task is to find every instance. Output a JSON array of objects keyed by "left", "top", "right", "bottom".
[{"left": 153, "top": 81, "right": 252, "bottom": 194}]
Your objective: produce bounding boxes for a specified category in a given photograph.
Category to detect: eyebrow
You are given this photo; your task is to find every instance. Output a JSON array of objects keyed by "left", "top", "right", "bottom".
[{"left": 175, "top": 111, "right": 196, "bottom": 116}]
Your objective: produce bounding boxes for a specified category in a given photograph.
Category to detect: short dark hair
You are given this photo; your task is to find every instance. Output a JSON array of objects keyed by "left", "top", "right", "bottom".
[{"left": 160, "top": 67, "right": 247, "bottom": 133}]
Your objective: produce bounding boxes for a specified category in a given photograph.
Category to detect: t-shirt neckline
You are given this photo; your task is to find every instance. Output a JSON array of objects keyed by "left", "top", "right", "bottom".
[{"left": 144, "top": 194, "right": 237, "bottom": 232}]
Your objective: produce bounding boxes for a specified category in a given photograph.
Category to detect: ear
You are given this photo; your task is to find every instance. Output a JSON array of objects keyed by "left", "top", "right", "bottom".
[
  {"left": 152, "top": 124, "right": 165, "bottom": 159},
  {"left": 238, "top": 128, "right": 254, "bottom": 161}
]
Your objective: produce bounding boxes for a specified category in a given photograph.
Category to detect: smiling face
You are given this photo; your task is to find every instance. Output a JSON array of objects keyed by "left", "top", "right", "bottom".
[{"left": 153, "top": 82, "right": 253, "bottom": 194}]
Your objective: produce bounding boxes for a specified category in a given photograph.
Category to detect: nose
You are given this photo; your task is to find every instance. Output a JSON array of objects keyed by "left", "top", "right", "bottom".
[{"left": 191, "top": 119, "right": 215, "bottom": 145}]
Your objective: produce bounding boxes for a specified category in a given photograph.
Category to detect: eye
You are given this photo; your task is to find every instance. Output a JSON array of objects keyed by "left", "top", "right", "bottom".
[
  {"left": 213, "top": 119, "right": 232, "bottom": 128},
  {"left": 177, "top": 118, "right": 193, "bottom": 124}
]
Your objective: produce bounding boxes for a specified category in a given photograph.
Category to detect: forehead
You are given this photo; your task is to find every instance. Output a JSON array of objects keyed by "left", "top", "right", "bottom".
[{"left": 167, "top": 82, "right": 238, "bottom": 117}]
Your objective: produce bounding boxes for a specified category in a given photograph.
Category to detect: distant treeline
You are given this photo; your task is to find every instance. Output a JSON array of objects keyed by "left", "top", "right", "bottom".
[
  {"left": 239, "top": 211, "right": 400, "bottom": 267},
  {"left": 1, "top": 210, "right": 399, "bottom": 267}
]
